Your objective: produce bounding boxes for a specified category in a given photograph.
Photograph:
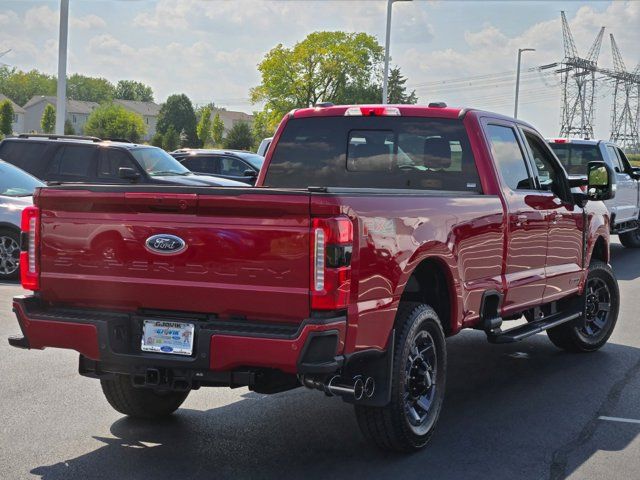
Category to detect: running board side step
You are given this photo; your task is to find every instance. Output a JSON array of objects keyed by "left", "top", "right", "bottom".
[{"left": 487, "top": 311, "right": 582, "bottom": 344}]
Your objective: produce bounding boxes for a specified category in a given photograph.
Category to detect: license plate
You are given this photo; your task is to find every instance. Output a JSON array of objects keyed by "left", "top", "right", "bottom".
[{"left": 141, "top": 320, "right": 195, "bottom": 356}]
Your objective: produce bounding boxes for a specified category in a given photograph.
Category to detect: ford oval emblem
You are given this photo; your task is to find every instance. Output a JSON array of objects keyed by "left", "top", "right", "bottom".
[{"left": 145, "top": 234, "right": 187, "bottom": 255}]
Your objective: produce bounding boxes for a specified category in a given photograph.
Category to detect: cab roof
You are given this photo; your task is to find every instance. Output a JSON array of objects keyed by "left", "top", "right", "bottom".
[{"left": 292, "top": 104, "right": 465, "bottom": 119}]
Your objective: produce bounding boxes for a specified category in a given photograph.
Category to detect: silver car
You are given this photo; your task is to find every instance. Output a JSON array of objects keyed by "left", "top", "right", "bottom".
[{"left": 0, "top": 160, "right": 44, "bottom": 280}]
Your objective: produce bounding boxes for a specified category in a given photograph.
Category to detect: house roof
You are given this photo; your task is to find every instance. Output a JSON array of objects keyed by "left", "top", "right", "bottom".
[
  {"left": 0, "top": 94, "right": 25, "bottom": 114},
  {"left": 23, "top": 95, "right": 99, "bottom": 114},
  {"left": 213, "top": 108, "right": 254, "bottom": 123},
  {"left": 114, "top": 99, "right": 161, "bottom": 116}
]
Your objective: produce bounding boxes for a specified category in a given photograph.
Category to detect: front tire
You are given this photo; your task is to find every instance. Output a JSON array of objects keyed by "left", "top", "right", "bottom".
[
  {"left": 355, "top": 302, "right": 446, "bottom": 452},
  {"left": 547, "top": 261, "right": 619, "bottom": 352},
  {"left": 100, "top": 374, "right": 190, "bottom": 419},
  {"left": 619, "top": 228, "right": 640, "bottom": 248}
]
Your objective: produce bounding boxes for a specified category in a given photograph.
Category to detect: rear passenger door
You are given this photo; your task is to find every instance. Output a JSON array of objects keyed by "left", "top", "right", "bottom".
[
  {"left": 520, "top": 128, "right": 584, "bottom": 302},
  {"left": 484, "top": 121, "right": 548, "bottom": 313},
  {"left": 45, "top": 145, "right": 98, "bottom": 183},
  {"left": 606, "top": 144, "right": 637, "bottom": 223}
]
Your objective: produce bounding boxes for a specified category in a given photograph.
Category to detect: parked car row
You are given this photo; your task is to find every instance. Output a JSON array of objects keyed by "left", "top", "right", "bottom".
[{"left": 0, "top": 134, "right": 268, "bottom": 279}]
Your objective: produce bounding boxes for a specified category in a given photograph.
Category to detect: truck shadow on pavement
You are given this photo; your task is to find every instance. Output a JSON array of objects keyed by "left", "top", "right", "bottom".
[
  {"left": 30, "top": 333, "right": 640, "bottom": 480},
  {"left": 609, "top": 242, "right": 640, "bottom": 281}
]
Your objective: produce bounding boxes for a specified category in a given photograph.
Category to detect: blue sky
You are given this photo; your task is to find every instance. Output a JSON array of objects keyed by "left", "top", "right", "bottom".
[{"left": 1, "top": 1, "right": 638, "bottom": 138}]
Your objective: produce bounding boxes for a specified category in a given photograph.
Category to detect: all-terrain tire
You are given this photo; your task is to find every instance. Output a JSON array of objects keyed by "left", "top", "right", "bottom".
[
  {"left": 547, "top": 261, "right": 619, "bottom": 352},
  {"left": 100, "top": 374, "right": 189, "bottom": 419},
  {"left": 619, "top": 228, "right": 640, "bottom": 248},
  {"left": 355, "top": 302, "right": 446, "bottom": 452}
]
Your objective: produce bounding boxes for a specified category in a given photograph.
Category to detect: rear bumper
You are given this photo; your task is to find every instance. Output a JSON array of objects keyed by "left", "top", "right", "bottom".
[{"left": 9, "top": 296, "right": 346, "bottom": 376}]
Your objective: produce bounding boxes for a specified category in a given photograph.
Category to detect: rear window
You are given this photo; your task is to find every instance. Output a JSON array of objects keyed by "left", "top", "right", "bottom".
[
  {"left": 0, "top": 140, "right": 50, "bottom": 177},
  {"left": 548, "top": 143, "right": 603, "bottom": 175},
  {"left": 264, "top": 117, "right": 481, "bottom": 192}
]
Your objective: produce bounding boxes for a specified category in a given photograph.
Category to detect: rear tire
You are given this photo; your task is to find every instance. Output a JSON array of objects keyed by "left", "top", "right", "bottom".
[
  {"left": 355, "top": 302, "right": 446, "bottom": 452},
  {"left": 619, "top": 228, "right": 640, "bottom": 248},
  {"left": 100, "top": 374, "right": 189, "bottom": 419},
  {"left": 0, "top": 228, "right": 20, "bottom": 281},
  {"left": 547, "top": 261, "right": 619, "bottom": 352}
]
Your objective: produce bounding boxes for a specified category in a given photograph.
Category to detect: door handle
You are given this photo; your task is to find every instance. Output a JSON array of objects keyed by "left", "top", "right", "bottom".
[{"left": 515, "top": 214, "right": 528, "bottom": 227}]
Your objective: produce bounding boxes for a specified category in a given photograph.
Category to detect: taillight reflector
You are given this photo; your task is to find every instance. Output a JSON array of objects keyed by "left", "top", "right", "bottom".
[{"left": 20, "top": 206, "right": 40, "bottom": 291}]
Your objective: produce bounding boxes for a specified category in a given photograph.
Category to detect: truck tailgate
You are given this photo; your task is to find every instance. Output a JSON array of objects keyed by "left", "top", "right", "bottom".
[{"left": 36, "top": 188, "right": 311, "bottom": 323}]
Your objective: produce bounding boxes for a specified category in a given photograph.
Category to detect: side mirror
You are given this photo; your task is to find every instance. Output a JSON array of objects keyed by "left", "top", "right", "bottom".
[
  {"left": 586, "top": 161, "right": 615, "bottom": 201},
  {"left": 118, "top": 167, "right": 141, "bottom": 181},
  {"left": 630, "top": 167, "right": 640, "bottom": 180},
  {"left": 243, "top": 169, "right": 257, "bottom": 177}
]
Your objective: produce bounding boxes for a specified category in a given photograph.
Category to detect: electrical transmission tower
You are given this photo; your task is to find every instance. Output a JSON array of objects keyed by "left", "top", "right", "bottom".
[
  {"left": 608, "top": 34, "right": 640, "bottom": 153},
  {"left": 558, "top": 11, "right": 605, "bottom": 138}
]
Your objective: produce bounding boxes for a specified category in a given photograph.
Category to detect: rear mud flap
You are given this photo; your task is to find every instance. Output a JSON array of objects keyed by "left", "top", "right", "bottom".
[{"left": 340, "top": 331, "right": 395, "bottom": 407}]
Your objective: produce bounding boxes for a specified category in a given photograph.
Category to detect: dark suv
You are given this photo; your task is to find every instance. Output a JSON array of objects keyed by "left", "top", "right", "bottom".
[
  {"left": 170, "top": 149, "right": 264, "bottom": 185},
  {"left": 0, "top": 135, "right": 245, "bottom": 186}
]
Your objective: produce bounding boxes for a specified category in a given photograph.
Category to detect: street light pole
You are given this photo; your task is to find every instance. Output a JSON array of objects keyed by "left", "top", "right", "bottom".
[
  {"left": 382, "top": 0, "right": 411, "bottom": 104},
  {"left": 514, "top": 47, "right": 535, "bottom": 119},
  {"left": 55, "top": 0, "right": 69, "bottom": 135}
]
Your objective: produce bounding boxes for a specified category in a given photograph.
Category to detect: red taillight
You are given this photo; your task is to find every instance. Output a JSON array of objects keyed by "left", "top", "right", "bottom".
[
  {"left": 311, "top": 216, "right": 353, "bottom": 310},
  {"left": 553, "top": 138, "right": 568, "bottom": 143},
  {"left": 20, "top": 206, "right": 40, "bottom": 291}
]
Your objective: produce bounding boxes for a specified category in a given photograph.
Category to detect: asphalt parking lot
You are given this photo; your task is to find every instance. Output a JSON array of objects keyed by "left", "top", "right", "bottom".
[{"left": 0, "top": 239, "right": 639, "bottom": 480}]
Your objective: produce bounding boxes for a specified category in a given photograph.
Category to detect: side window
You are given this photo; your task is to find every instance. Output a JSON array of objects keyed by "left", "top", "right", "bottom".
[
  {"left": 523, "top": 131, "right": 565, "bottom": 197},
  {"left": 48, "top": 145, "right": 96, "bottom": 179},
  {"left": 181, "top": 157, "right": 219, "bottom": 175},
  {"left": 98, "top": 149, "right": 136, "bottom": 181},
  {"left": 219, "top": 156, "right": 249, "bottom": 176},
  {"left": 0, "top": 141, "right": 49, "bottom": 176},
  {"left": 486, "top": 124, "right": 532, "bottom": 190},
  {"left": 616, "top": 147, "right": 632, "bottom": 172},
  {"left": 606, "top": 146, "right": 624, "bottom": 172}
]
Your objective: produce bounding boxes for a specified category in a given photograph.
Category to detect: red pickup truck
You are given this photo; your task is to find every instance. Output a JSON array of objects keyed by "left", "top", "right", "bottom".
[{"left": 9, "top": 104, "right": 620, "bottom": 452}]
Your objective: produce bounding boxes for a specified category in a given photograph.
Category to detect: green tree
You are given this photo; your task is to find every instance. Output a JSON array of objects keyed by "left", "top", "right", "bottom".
[
  {"left": 156, "top": 94, "right": 198, "bottom": 147},
  {"left": 41, "top": 104, "right": 56, "bottom": 133},
  {"left": 223, "top": 121, "right": 254, "bottom": 150},
  {"left": 0, "top": 66, "right": 57, "bottom": 106},
  {"left": 0, "top": 99, "right": 14, "bottom": 135},
  {"left": 64, "top": 119, "right": 75, "bottom": 135},
  {"left": 115, "top": 80, "right": 154, "bottom": 102},
  {"left": 212, "top": 112, "right": 225, "bottom": 146},
  {"left": 251, "top": 110, "right": 271, "bottom": 149},
  {"left": 84, "top": 103, "right": 146, "bottom": 143},
  {"left": 250, "top": 31, "right": 384, "bottom": 130},
  {"left": 386, "top": 67, "right": 417, "bottom": 104},
  {"left": 162, "top": 126, "right": 179, "bottom": 152},
  {"left": 67, "top": 74, "right": 115, "bottom": 103},
  {"left": 196, "top": 105, "right": 213, "bottom": 146},
  {"left": 151, "top": 132, "right": 164, "bottom": 148}
]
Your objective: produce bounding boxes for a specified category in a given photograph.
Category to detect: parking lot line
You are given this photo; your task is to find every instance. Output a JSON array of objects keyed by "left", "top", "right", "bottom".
[{"left": 598, "top": 416, "right": 640, "bottom": 425}]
